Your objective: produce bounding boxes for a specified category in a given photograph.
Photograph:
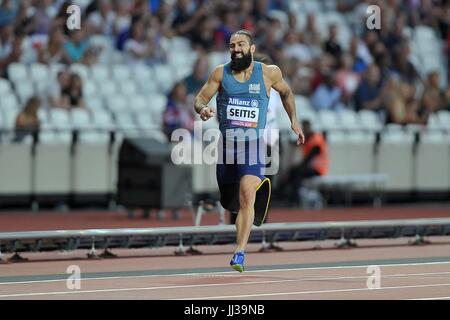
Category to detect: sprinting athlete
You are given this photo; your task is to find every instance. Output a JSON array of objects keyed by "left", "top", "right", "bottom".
[{"left": 194, "top": 29, "right": 304, "bottom": 272}]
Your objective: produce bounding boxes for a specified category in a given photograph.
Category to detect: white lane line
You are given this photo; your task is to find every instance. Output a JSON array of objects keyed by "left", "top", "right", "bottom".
[
  {"left": 0, "top": 278, "right": 350, "bottom": 298},
  {"left": 408, "top": 296, "right": 450, "bottom": 300},
  {"left": 1, "top": 271, "right": 450, "bottom": 298},
  {"left": 1, "top": 260, "right": 450, "bottom": 286},
  {"left": 2, "top": 270, "right": 450, "bottom": 287},
  {"left": 180, "top": 283, "right": 450, "bottom": 300}
]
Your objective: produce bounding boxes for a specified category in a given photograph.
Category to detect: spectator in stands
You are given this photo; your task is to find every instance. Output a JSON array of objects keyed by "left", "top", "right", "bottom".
[
  {"left": 190, "top": 15, "right": 217, "bottom": 52},
  {"left": 154, "top": 0, "right": 176, "bottom": 36},
  {"left": 0, "top": 0, "right": 18, "bottom": 28},
  {"left": 163, "top": 81, "right": 194, "bottom": 139},
  {"left": 48, "top": 69, "right": 71, "bottom": 109},
  {"left": 183, "top": 55, "right": 209, "bottom": 96},
  {"left": 257, "top": 26, "right": 283, "bottom": 64},
  {"left": 33, "top": 0, "right": 54, "bottom": 35},
  {"left": 14, "top": 96, "right": 41, "bottom": 142},
  {"left": 130, "top": 0, "right": 151, "bottom": 21},
  {"left": 282, "top": 120, "right": 328, "bottom": 205},
  {"left": 61, "top": 73, "right": 86, "bottom": 109},
  {"left": 382, "top": 74, "right": 421, "bottom": 125},
  {"left": 87, "top": 0, "right": 116, "bottom": 37},
  {"left": 238, "top": 0, "right": 255, "bottom": 33},
  {"left": 0, "top": 27, "right": 23, "bottom": 78},
  {"left": 0, "top": 24, "right": 13, "bottom": 76},
  {"left": 311, "top": 71, "right": 346, "bottom": 112},
  {"left": 63, "top": 29, "right": 90, "bottom": 63},
  {"left": 113, "top": 0, "right": 132, "bottom": 36},
  {"left": 123, "top": 18, "right": 147, "bottom": 66},
  {"left": 381, "top": 13, "right": 407, "bottom": 51},
  {"left": 310, "top": 52, "right": 335, "bottom": 92},
  {"left": 38, "top": 27, "right": 68, "bottom": 65},
  {"left": 253, "top": 0, "right": 271, "bottom": 22},
  {"left": 349, "top": 36, "right": 372, "bottom": 73},
  {"left": 145, "top": 20, "right": 167, "bottom": 65},
  {"left": 324, "top": 24, "right": 342, "bottom": 66},
  {"left": 52, "top": 1, "right": 73, "bottom": 35},
  {"left": 282, "top": 30, "right": 314, "bottom": 66},
  {"left": 354, "top": 64, "right": 383, "bottom": 111},
  {"left": 214, "top": 9, "right": 240, "bottom": 51},
  {"left": 172, "top": 0, "right": 207, "bottom": 40},
  {"left": 335, "top": 53, "right": 361, "bottom": 105},
  {"left": 419, "top": 71, "right": 447, "bottom": 119},
  {"left": 391, "top": 41, "right": 421, "bottom": 85},
  {"left": 14, "top": 0, "right": 35, "bottom": 36},
  {"left": 303, "top": 14, "right": 322, "bottom": 49}
]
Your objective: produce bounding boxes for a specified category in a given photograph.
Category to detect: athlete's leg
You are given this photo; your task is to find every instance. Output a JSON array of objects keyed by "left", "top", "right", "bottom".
[{"left": 234, "top": 174, "right": 261, "bottom": 253}]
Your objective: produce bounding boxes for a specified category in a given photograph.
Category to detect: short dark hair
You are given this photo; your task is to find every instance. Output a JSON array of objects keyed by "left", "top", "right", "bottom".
[{"left": 231, "top": 29, "right": 254, "bottom": 45}]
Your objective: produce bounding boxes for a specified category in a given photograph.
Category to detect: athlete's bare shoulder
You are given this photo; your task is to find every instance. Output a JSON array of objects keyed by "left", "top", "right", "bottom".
[
  {"left": 261, "top": 63, "right": 282, "bottom": 86},
  {"left": 210, "top": 64, "right": 225, "bottom": 83}
]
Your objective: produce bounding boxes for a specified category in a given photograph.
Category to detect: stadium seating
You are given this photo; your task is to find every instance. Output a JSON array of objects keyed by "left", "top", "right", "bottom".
[
  {"left": 0, "top": 0, "right": 448, "bottom": 208},
  {"left": 376, "top": 131, "right": 415, "bottom": 191},
  {"left": 415, "top": 131, "right": 450, "bottom": 191}
]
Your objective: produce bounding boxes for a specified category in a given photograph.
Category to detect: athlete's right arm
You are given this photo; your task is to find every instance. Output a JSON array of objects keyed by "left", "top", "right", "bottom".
[{"left": 194, "top": 65, "right": 223, "bottom": 121}]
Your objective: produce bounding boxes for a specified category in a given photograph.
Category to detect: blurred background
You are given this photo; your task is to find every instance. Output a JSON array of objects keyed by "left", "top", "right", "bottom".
[{"left": 0, "top": 0, "right": 449, "bottom": 231}]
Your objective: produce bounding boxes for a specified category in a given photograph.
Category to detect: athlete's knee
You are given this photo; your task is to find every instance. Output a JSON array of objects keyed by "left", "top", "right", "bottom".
[
  {"left": 239, "top": 187, "right": 256, "bottom": 209},
  {"left": 239, "top": 181, "right": 258, "bottom": 209}
]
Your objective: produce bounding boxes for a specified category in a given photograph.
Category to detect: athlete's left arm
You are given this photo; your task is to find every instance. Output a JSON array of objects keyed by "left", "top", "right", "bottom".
[{"left": 268, "top": 65, "right": 305, "bottom": 145}]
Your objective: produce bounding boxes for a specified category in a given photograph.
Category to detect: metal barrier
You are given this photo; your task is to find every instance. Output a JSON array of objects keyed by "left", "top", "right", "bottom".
[{"left": 1, "top": 218, "right": 450, "bottom": 262}]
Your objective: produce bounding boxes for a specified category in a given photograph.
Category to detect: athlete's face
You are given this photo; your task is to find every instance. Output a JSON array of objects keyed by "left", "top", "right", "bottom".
[{"left": 229, "top": 34, "right": 255, "bottom": 72}]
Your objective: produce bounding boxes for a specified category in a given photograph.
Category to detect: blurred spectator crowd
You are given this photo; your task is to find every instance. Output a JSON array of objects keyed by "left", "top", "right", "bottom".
[{"left": 0, "top": 0, "right": 449, "bottom": 137}]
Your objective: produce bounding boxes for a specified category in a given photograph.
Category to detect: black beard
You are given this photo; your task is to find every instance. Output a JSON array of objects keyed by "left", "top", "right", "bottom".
[{"left": 230, "top": 51, "right": 252, "bottom": 72}]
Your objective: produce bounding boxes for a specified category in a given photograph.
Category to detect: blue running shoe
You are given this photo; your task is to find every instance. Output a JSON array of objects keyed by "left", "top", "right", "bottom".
[{"left": 230, "top": 251, "right": 245, "bottom": 272}]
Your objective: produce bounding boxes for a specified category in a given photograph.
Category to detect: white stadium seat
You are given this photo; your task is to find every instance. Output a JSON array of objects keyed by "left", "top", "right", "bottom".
[
  {"left": 49, "top": 108, "right": 71, "bottom": 130},
  {"left": 71, "top": 108, "right": 93, "bottom": 130},
  {"left": 152, "top": 64, "right": 175, "bottom": 94},
  {"left": 128, "top": 94, "right": 147, "bottom": 112},
  {"left": 30, "top": 63, "right": 50, "bottom": 83},
  {"left": 7, "top": 63, "right": 28, "bottom": 83},
  {"left": 0, "top": 78, "right": 12, "bottom": 96},
  {"left": 118, "top": 80, "right": 138, "bottom": 96},
  {"left": 147, "top": 93, "right": 168, "bottom": 115},
  {"left": 0, "top": 94, "right": 19, "bottom": 110},
  {"left": 90, "top": 64, "right": 110, "bottom": 82},
  {"left": 106, "top": 94, "right": 127, "bottom": 112},
  {"left": 112, "top": 64, "right": 131, "bottom": 81},
  {"left": 1, "top": 108, "right": 19, "bottom": 130},
  {"left": 133, "top": 65, "right": 153, "bottom": 82},
  {"left": 114, "top": 112, "right": 139, "bottom": 132},
  {"left": 86, "top": 96, "right": 104, "bottom": 111},
  {"left": 91, "top": 110, "right": 115, "bottom": 130},
  {"left": 83, "top": 80, "right": 98, "bottom": 98},
  {"left": 15, "top": 82, "right": 35, "bottom": 104},
  {"left": 437, "top": 111, "right": 450, "bottom": 129},
  {"left": 318, "top": 110, "right": 340, "bottom": 131},
  {"left": 359, "top": 110, "right": 383, "bottom": 132},
  {"left": 69, "top": 63, "right": 89, "bottom": 82},
  {"left": 339, "top": 109, "right": 362, "bottom": 130},
  {"left": 98, "top": 81, "right": 117, "bottom": 97}
]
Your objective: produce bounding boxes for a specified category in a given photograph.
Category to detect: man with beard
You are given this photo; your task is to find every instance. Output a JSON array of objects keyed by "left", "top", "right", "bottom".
[{"left": 194, "top": 30, "right": 304, "bottom": 272}]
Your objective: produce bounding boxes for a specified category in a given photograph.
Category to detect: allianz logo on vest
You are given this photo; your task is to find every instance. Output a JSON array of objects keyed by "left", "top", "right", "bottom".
[
  {"left": 228, "top": 98, "right": 259, "bottom": 108},
  {"left": 249, "top": 83, "right": 260, "bottom": 94}
]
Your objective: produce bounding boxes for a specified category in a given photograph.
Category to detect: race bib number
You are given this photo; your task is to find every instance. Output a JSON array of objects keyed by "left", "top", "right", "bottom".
[{"left": 227, "top": 105, "right": 259, "bottom": 128}]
